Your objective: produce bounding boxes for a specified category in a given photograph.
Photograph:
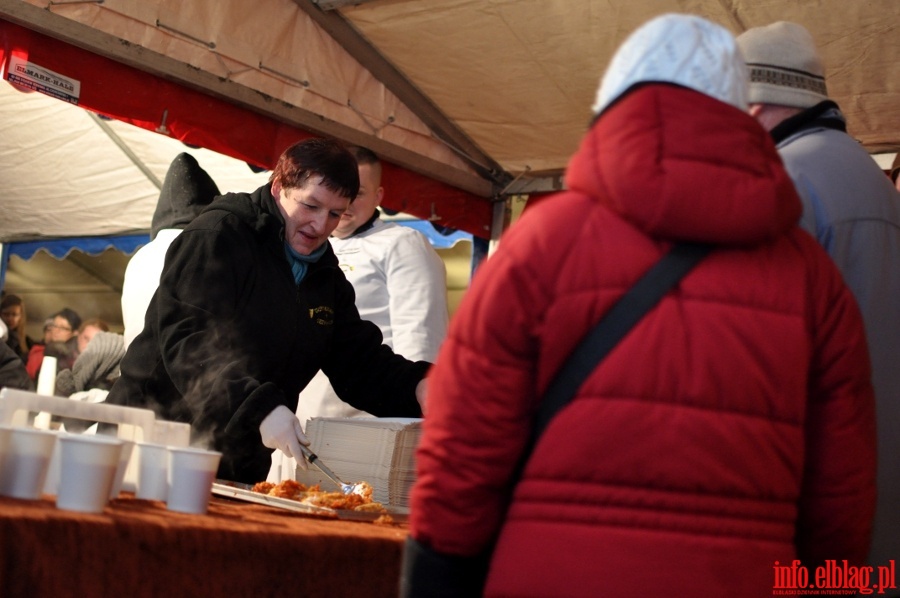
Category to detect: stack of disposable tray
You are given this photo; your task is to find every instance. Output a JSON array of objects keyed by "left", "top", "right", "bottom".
[{"left": 294, "top": 417, "right": 422, "bottom": 508}]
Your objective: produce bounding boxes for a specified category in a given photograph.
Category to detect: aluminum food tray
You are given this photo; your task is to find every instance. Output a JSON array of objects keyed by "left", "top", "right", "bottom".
[{"left": 211, "top": 480, "right": 409, "bottom": 523}]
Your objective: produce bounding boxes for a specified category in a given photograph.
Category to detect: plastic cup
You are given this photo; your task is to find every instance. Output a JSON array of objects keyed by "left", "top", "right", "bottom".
[
  {"left": 55, "top": 434, "right": 123, "bottom": 513},
  {"left": 109, "top": 440, "right": 135, "bottom": 499},
  {"left": 35, "top": 355, "right": 57, "bottom": 396},
  {"left": 0, "top": 427, "right": 58, "bottom": 499},
  {"left": 135, "top": 442, "right": 170, "bottom": 501},
  {"left": 166, "top": 447, "right": 222, "bottom": 515}
]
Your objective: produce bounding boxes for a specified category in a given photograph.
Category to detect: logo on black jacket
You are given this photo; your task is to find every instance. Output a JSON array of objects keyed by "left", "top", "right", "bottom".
[{"left": 309, "top": 306, "right": 334, "bottom": 326}]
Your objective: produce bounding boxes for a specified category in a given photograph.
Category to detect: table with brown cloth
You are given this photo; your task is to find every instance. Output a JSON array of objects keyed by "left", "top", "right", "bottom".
[{"left": 0, "top": 492, "right": 409, "bottom": 597}]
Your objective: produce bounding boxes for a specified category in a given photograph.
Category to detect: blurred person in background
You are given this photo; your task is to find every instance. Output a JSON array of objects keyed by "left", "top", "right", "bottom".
[
  {"left": 56, "top": 328, "right": 125, "bottom": 398},
  {"left": 402, "top": 14, "right": 875, "bottom": 597},
  {"left": 24, "top": 318, "right": 53, "bottom": 380},
  {"left": 738, "top": 21, "right": 900, "bottom": 578},
  {"left": 0, "top": 337, "right": 34, "bottom": 391},
  {"left": 26, "top": 308, "right": 81, "bottom": 380},
  {"left": 76, "top": 318, "right": 110, "bottom": 355},
  {"left": 1, "top": 293, "right": 32, "bottom": 361}
]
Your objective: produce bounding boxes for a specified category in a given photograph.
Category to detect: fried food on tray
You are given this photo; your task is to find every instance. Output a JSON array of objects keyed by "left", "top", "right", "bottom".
[
  {"left": 352, "top": 481, "right": 374, "bottom": 502},
  {"left": 250, "top": 479, "right": 386, "bottom": 514},
  {"left": 301, "top": 491, "right": 369, "bottom": 511},
  {"left": 251, "top": 481, "right": 275, "bottom": 494},
  {"left": 268, "top": 479, "right": 306, "bottom": 500},
  {"left": 353, "top": 502, "right": 387, "bottom": 513}
]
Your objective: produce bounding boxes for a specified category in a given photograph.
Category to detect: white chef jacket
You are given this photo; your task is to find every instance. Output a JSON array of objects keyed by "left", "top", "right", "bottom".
[{"left": 300, "top": 218, "right": 448, "bottom": 419}]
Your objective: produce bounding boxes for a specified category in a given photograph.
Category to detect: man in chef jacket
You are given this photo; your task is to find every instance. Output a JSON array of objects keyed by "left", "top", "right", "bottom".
[{"left": 268, "top": 146, "right": 449, "bottom": 482}]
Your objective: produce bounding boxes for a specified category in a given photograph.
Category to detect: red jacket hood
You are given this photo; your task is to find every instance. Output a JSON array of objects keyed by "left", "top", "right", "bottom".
[{"left": 565, "top": 84, "right": 802, "bottom": 245}]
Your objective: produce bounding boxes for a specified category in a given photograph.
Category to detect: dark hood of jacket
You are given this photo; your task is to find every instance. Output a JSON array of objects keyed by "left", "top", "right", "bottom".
[
  {"left": 205, "top": 183, "right": 286, "bottom": 240},
  {"left": 769, "top": 100, "right": 847, "bottom": 145},
  {"left": 151, "top": 152, "right": 221, "bottom": 239}
]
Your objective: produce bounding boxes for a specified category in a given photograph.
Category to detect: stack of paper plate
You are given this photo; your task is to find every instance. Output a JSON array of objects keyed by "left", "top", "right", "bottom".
[{"left": 294, "top": 417, "right": 422, "bottom": 508}]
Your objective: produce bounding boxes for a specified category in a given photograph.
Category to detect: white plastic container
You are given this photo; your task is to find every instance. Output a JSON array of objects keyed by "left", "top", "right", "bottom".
[
  {"left": 56, "top": 434, "right": 124, "bottom": 513},
  {"left": 0, "top": 426, "right": 58, "bottom": 499},
  {"left": 0, "top": 388, "right": 191, "bottom": 494},
  {"left": 167, "top": 446, "right": 222, "bottom": 514}
]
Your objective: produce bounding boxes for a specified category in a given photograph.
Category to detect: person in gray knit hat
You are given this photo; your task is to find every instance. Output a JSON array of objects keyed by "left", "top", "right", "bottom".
[
  {"left": 120, "top": 152, "right": 220, "bottom": 349},
  {"left": 55, "top": 331, "right": 126, "bottom": 396},
  {"left": 739, "top": 22, "right": 900, "bottom": 581},
  {"left": 739, "top": 21, "right": 828, "bottom": 111}
]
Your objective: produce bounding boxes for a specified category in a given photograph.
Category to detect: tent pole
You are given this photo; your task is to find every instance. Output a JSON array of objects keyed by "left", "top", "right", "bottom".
[
  {"left": 471, "top": 199, "right": 508, "bottom": 276},
  {"left": 0, "top": 243, "right": 8, "bottom": 293},
  {"left": 88, "top": 113, "right": 163, "bottom": 190}
]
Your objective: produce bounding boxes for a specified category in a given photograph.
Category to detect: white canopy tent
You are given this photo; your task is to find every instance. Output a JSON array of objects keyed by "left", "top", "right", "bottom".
[
  {"left": 2, "top": 0, "right": 896, "bottom": 241},
  {"left": 0, "top": 79, "right": 472, "bottom": 336},
  {"left": 0, "top": 79, "right": 272, "bottom": 243},
  {"left": 0, "top": 0, "right": 897, "bottom": 335},
  {"left": 0, "top": 79, "right": 272, "bottom": 336}
]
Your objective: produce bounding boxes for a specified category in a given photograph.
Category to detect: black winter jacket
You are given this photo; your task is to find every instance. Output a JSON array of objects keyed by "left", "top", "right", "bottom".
[
  {"left": 107, "top": 184, "right": 428, "bottom": 482},
  {"left": 0, "top": 341, "right": 34, "bottom": 391}
]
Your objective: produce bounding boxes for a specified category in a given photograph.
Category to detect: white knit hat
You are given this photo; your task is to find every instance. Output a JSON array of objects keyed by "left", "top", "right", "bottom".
[
  {"left": 736, "top": 21, "right": 828, "bottom": 109},
  {"left": 592, "top": 13, "right": 748, "bottom": 115}
]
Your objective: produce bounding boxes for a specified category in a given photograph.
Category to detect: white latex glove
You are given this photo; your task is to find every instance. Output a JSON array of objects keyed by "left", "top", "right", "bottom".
[
  {"left": 259, "top": 405, "right": 310, "bottom": 466},
  {"left": 416, "top": 378, "right": 428, "bottom": 416}
]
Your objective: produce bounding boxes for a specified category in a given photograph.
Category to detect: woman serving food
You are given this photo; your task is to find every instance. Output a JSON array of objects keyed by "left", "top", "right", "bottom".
[{"left": 106, "top": 138, "right": 428, "bottom": 483}]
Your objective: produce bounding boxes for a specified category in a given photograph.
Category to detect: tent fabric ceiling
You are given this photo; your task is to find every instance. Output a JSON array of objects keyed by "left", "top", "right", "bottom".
[
  {"left": 0, "top": 5, "right": 496, "bottom": 237},
  {"left": 0, "top": 79, "right": 273, "bottom": 242},
  {"left": 338, "top": 0, "right": 900, "bottom": 171},
  {"left": 0, "top": 0, "right": 898, "bottom": 239}
]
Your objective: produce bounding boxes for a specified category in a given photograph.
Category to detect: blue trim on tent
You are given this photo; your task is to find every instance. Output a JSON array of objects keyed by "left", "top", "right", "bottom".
[
  {"left": 6, "top": 234, "right": 150, "bottom": 261},
  {"left": 393, "top": 220, "right": 471, "bottom": 249},
  {"left": 0, "top": 224, "right": 471, "bottom": 293},
  {"left": 4, "top": 221, "right": 466, "bottom": 260},
  {"left": 0, "top": 243, "right": 9, "bottom": 291}
]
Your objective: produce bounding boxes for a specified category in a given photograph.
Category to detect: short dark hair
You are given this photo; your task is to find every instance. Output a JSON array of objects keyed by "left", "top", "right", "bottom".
[
  {"left": 270, "top": 138, "right": 360, "bottom": 200},
  {"left": 53, "top": 307, "right": 82, "bottom": 332},
  {"left": 0, "top": 294, "right": 23, "bottom": 311},
  {"left": 350, "top": 146, "right": 379, "bottom": 167}
]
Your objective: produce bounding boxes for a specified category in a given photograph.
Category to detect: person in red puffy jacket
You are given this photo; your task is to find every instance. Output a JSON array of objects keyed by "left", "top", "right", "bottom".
[{"left": 402, "top": 13, "right": 876, "bottom": 598}]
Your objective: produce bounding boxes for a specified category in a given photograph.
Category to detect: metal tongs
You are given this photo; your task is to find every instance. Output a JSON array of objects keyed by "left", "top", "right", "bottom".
[{"left": 298, "top": 444, "right": 365, "bottom": 496}]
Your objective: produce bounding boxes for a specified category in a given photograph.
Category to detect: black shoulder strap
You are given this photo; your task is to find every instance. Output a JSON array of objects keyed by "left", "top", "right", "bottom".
[{"left": 528, "top": 242, "right": 712, "bottom": 450}]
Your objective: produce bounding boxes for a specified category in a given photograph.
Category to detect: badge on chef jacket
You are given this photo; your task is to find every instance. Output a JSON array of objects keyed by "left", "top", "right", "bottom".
[{"left": 309, "top": 306, "right": 335, "bottom": 326}]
